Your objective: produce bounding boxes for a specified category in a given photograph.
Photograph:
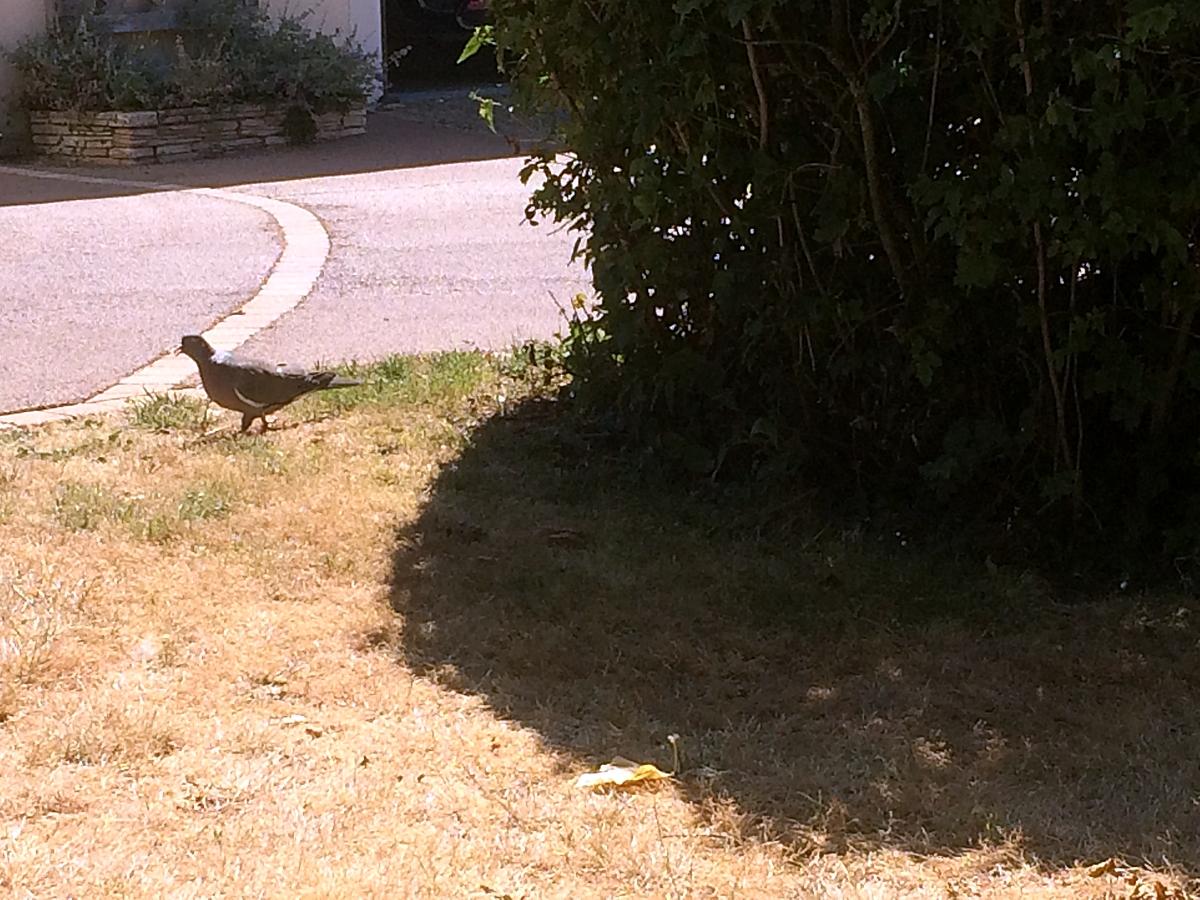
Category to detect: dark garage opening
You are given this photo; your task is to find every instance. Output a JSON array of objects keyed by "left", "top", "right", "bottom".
[{"left": 384, "top": 0, "right": 499, "bottom": 89}]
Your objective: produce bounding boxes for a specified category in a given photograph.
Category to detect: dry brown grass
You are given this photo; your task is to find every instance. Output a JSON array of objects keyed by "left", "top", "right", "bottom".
[{"left": 0, "top": 352, "right": 1196, "bottom": 898}]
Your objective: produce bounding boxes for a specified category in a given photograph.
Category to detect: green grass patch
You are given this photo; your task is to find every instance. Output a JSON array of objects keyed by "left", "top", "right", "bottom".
[
  {"left": 177, "top": 480, "right": 237, "bottom": 522},
  {"left": 226, "top": 438, "right": 287, "bottom": 476},
  {"left": 52, "top": 482, "right": 139, "bottom": 531},
  {"left": 14, "top": 431, "right": 126, "bottom": 462},
  {"left": 132, "top": 511, "right": 182, "bottom": 544},
  {"left": 128, "top": 393, "right": 210, "bottom": 432},
  {"left": 51, "top": 476, "right": 236, "bottom": 539},
  {"left": 421, "top": 351, "right": 492, "bottom": 404},
  {"left": 297, "top": 352, "right": 501, "bottom": 420}
]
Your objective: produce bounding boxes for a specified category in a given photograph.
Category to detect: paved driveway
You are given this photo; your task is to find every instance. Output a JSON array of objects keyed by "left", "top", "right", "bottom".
[
  {"left": 0, "top": 102, "right": 588, "bottom": 414},
  {"left": 0, "top": 189, "right": 277, "bottom": 412},
  {"left": 237, "top": 156, "right": 581, "bottom": 366}
]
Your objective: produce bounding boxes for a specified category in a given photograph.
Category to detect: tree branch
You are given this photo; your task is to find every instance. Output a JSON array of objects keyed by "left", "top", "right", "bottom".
[
  {"left": 851, "top": 80, "right": 913, "bottom": 300},
  {"left": 921, "top": 0, "right": 943, "bottom": 175},
  {"left": 1015, "top": 0, "right": 1072, "bottom": 470},
  {"left": 1151, "top": 303, "right": 1197, "bottom": 436},
  {"left": 742, "top": 19, "right": 769, "bottom": 150}
]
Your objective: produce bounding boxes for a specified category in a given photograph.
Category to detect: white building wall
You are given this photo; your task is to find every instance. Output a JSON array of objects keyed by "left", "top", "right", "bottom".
[
  {"left": 0, "top": 0, "right": 53, "bottom": 155},
  {"left": 261, "top": 0, "right": 384, "bottom": 100}
]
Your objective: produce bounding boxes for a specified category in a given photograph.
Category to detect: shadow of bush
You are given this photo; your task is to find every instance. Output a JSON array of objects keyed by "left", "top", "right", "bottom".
[{"left": 388, "top": 399, "right": 1200, "bottom": 871}]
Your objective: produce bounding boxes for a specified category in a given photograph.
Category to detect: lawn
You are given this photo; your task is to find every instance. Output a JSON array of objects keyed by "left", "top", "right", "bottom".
[{"left": 1, "top": 350, "right": 1195, "bottom": 897}]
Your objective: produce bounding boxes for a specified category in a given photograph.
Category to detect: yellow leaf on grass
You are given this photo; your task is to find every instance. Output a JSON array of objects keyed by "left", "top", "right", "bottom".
[
  {"left": 1085, "top": 858, "right": 1118, "bottom": 878},
  {"left": 575, "top": 756, "right": 672, "bottom": 790},
  {"left": 1130, "top": 880, "right": 1177, "bottom": 900}
]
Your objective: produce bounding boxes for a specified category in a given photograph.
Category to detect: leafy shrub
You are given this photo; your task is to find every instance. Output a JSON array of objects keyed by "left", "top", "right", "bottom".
[
  {"left": 9, "top": 0, "right": 377, "bottom": 112},
  {"left": 9, "top": 18, "right": 170, "bottom": 111},
  {"left": 492, "top": 0, "right": 1200, "bottom": 566},
  {"left": 175, "top": 1, "right": 377, "bottom": 111}
]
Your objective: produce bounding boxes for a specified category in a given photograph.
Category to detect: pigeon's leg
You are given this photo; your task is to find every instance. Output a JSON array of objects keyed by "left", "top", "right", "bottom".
[
  {"left": 193, "top": 410, "right": 238, "bottom": 444},
  {"left": 198, "top": 403, "right": 226, "bottom": 439},
  {"left": 240, "top": 411, "right": 256, "bottom": 433}
]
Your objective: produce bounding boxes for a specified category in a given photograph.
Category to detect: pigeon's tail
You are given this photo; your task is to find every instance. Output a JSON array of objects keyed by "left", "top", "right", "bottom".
[{"left": 313, "top": 373, "right": 363, "bottom": 390}]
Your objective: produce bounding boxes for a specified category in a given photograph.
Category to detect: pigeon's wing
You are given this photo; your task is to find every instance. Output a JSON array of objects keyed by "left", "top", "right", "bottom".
[{"left": 221, "top": 358, "right": 331, "bottom": 411}]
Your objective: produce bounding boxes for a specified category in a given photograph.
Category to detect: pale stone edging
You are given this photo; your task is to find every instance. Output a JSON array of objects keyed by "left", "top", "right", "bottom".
[{"left": 0, "top": 166, "right": 330, "bottom": 429}]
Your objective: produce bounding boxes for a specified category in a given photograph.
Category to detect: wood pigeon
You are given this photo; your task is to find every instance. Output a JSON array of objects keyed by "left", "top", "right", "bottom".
[{"left": 179, "top": 335, "right": 362, "bottom": 433}]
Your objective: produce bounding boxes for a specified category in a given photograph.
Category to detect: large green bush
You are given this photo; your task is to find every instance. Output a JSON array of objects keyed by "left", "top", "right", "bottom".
[
  {"left": 492, "top": 0, "right": 1200, "bottom": 563},
  {"left": 10, "top": 0, "right": 376, "bottom": 113}
]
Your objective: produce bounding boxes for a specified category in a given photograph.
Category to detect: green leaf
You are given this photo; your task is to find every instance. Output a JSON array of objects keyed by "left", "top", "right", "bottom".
[
  {"left": 723, "top": 0, "right": 757, "bottom": 26},
  {"left": 1126, "top": 5, "right": 1178, "bottom": 42},
  {"left": 469, "top": 90, "right": 497, "bottom": 133},
  {"left": 458, "top": 25, "right": 495, "bottom": 64}
]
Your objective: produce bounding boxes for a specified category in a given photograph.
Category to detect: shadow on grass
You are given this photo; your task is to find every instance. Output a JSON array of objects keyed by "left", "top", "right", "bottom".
[{"left": 387, "top": 399, "right": 1200, "bottom": 874}]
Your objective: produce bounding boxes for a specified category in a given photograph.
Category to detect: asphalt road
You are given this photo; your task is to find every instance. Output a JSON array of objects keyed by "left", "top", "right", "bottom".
[
  {"left": 0, "top": 102, "right": 588, "bottom": 413},
  {"left": 238, "top": 156, "right": 584, "bottom": 366},
  {"left": 0, "top": 190, "right": 278, "bottom": 412}
]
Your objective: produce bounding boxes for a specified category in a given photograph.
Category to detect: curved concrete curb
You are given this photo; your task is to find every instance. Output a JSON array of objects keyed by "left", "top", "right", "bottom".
[{"left": 0, "top": 167, "right": 330, "bottom": 428}]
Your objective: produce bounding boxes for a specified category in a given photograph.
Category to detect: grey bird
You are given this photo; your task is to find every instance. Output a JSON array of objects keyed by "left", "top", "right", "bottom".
[{"left": 179, "top": 335, "right": 362, "bottom": 433}]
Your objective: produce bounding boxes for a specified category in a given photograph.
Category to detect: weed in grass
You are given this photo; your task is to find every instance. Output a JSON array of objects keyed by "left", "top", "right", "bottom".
[
  {"left": 16, "top": 432, "right": 122, "bottom": 461},
  {"left": 294, "top": 386, "right": 362, "bottom": 419},
  {"left": 372, "top": 464, "right": 403, "bottom": 487},
  {"left": 133, "top": 511, "right": 181, "bottom": 543},
  {"left": 298, "top": 352, "right": 496, "bottom": 421},
  {"left": 178, "top": 480, "right": 236, "bottom": 522},
  {"left": 0, "top": 465, "right": 13, "bottom": 521},
  {"left": 1, "top": 580, "right": 74, "bottom": 684},
  {"left": 233, "top": 440, "right": 287, "bottom": 475},
  {"left": 116, "top": 479, "right": 238, "bottom": 541},
  {"left": 341, "top": 355, "right": 415, "bottom": 405},
  {"left": 0, "top": 571, "right": 92, "bottom": 722},
  {"left": 129, "top": 392, "right": 209, "bottom": 432},
  {"left": 424, "top": 351, "right": 491, "bottom": 404},
  {"left": 52, "top": 481, "right": 136, "bottom": 530},
  {"left": 0, "top": 597, "right": 61, "bottom": 687},
  {"left": 369, "top": 354, "right": 415, "bottom": 388},
  {"left": 13, "top": 441, "right": 65, "bottom": 461},
  {"left": 26, "top": 700, "right": 180, "bottom": 767},
  {"left": 499, "top": 340, "right": 569, "bottom": 392},
  {"left": 318, "top": 551, "right": 356, "bottom": 577},
  {"left": 0, "top": 682, "right": 16, "bottom": 723}
]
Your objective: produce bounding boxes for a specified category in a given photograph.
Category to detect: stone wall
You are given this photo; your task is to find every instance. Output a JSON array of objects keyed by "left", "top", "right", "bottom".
[{"left": 28, "top": 103, "right": 367, "bottom": 163}]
